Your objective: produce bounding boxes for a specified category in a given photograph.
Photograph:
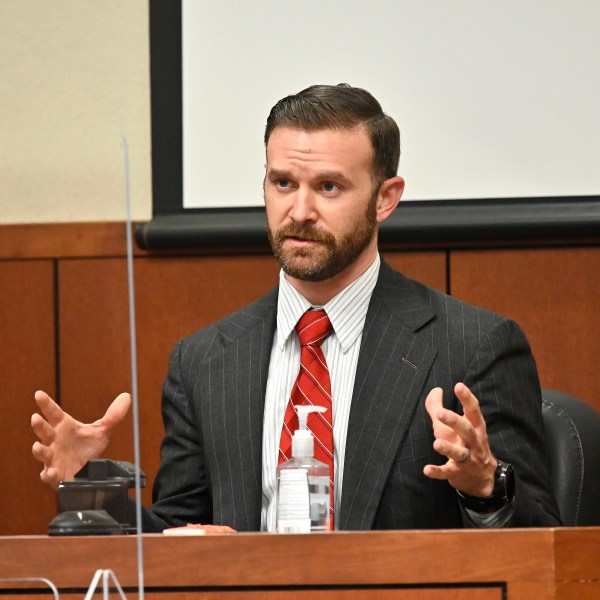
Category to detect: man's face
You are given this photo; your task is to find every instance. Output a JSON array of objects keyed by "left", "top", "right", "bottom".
[{"left": 264, "top": 126, "right": 380, "bottom": 283}]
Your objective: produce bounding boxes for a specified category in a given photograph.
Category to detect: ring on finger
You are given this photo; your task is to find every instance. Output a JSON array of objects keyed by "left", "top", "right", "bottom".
[{"left": 456, "top": 448, "right": 471, "bottom": 465}]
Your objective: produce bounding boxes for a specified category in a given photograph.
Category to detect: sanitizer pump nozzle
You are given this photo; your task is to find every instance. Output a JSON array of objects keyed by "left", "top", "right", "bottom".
[{"left": 292, "top": 405, "right": 326, "bottom": 458}]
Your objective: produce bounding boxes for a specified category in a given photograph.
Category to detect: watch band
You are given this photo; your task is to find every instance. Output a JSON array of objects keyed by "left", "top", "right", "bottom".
[{"left": 457, "top": 459, "right": 515, "bottom": 514}]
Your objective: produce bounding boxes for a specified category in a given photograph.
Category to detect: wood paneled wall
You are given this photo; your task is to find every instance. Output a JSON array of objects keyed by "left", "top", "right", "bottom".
[
  {"left": 451, "top": 248, "right": 600, "bottom": 407},
  {"left": 1, "top": 222, "right": 598, "bottom": 535},
  {"left": 1, "top": 261, "right": 57, "bottom": 534}
]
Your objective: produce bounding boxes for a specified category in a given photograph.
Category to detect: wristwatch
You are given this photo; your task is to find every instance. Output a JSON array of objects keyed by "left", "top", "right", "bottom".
[{"left": 457, "top": 459, "right": 515, "bottom": 514}]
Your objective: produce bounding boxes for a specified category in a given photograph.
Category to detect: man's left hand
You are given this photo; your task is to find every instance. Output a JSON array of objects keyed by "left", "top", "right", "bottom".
[{"left": 423, "top": 382, "right": 497, "bottom": 497}]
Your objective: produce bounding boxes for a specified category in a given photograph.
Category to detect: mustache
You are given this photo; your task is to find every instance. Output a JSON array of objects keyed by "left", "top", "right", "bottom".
[{"left": 274, "top": 222, "right": 335, "bottom": 244}]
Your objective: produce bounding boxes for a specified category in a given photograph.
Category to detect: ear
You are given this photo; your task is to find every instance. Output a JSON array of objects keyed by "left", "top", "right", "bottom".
[{"left": 375, "top": 176, "right": 405, "bottom": 223}]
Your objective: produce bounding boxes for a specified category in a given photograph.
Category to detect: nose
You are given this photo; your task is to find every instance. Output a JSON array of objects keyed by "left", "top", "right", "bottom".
[{"left": 288, "top": 187, "right": 317, "bottom": 224}]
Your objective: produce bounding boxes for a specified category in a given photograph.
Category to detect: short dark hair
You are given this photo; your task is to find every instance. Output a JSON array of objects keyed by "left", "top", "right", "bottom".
[{"left": 264, "top": 84, "right": 400, "bottom": 183}]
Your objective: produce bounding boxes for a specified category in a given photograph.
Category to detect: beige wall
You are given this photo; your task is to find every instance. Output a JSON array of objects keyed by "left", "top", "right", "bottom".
[{"left": 0, "top": 0, "right": 151, "bottom": 224}]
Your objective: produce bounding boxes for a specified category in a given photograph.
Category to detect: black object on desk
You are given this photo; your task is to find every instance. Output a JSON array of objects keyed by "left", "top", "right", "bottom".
[{"left": 48, "top": 459, "right": 146, "bottom": 536}]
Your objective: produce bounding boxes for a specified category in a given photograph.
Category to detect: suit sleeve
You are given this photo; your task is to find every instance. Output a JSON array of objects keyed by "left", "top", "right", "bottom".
[
  {"left": 460, "top": 317, "right": 562, "bottom": 527},
  {"left": 140, "top": 339, "right": 213, "bottom": 532}
]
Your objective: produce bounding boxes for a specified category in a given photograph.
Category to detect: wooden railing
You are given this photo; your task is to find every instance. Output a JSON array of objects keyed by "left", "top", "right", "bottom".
[{"left": 1, "top": 529, "right": 599, "bottom": 599}]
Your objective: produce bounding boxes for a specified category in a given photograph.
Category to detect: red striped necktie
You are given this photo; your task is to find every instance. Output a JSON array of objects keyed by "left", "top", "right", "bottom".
[{"left": 278, "top": 309, "right": 334, "bottom": 527}]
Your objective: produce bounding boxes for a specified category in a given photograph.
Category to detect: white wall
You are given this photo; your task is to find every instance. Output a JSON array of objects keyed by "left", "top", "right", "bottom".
[
  {"left": 1, "top": 1, "right": 598, "bottom": 223},
  {"left": 0, "top": 0, "right": 151, "bottom": 224}
]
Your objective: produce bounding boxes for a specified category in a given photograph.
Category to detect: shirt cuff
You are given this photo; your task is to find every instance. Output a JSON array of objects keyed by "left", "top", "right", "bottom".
[{"left": 462, "top": 497, "right": 516, "bottom": 527}]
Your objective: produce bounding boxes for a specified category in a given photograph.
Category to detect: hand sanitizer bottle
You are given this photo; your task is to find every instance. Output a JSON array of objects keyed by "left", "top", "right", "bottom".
[{"left": 276, "top": 405, "right": 331, "bottom": 533}]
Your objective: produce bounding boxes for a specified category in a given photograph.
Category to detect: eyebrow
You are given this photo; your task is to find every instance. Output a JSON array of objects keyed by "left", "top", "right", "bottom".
[
  {"left": 266, "top": 169, "right": 293, "bottom": 182},
  {"left": 266, "top": 169, "right": 353, "bottom": 187}
]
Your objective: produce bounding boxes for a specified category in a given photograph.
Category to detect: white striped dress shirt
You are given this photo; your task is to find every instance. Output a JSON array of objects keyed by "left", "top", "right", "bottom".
[{"left": 261, "top": 254, "right": 381, "bottom": 531}]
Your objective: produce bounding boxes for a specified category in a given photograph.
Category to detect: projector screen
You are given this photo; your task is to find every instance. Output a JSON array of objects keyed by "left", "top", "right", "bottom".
[{"left": 165, "top": 1, "right": 600, "bottom": 211}]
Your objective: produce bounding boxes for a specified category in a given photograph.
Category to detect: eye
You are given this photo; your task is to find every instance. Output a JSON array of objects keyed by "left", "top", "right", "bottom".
[
  {"left": 277, "top": 179, "right": 290, "bottom": 189},
  {"left": 322, "top": 181, "right": 339, "bottom": 193}
]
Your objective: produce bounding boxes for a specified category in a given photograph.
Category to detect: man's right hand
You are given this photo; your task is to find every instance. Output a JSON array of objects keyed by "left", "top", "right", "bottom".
[{"left": 31, "top": 390, "right": 132, "bottom": 489}]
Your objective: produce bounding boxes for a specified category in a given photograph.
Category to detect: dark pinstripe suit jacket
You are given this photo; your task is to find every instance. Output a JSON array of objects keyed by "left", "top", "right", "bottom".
[{"left": 142, "top": 260, "right": 561, "bottom": 532}]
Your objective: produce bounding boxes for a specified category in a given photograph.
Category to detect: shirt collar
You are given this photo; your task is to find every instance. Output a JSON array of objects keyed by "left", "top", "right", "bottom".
[{"left": 275, "top": 253, "right": 380, "bottom": 352}]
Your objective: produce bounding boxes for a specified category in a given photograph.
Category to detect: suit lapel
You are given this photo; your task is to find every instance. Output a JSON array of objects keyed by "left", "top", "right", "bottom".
[
  {"left": 339, "top": 263, "right": 437, "bottom": 530},
  {"left": 202, "top": 289, "right": 277, "bottom": 531}
]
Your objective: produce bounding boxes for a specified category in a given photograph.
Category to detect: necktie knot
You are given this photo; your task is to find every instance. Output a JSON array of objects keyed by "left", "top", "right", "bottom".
[{"left": 296, "top": 309, "right": 332, "bottom": 347}]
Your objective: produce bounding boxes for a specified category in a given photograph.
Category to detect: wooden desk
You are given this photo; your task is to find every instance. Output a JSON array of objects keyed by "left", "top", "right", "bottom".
[{"left": 1, "top": 529, "right": 599, "bottom": 599}]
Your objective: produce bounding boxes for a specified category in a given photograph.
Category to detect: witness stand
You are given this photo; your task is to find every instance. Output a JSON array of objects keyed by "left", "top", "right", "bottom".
[{"left": 1, "top": 528, "right": 599, "bottom": 599}]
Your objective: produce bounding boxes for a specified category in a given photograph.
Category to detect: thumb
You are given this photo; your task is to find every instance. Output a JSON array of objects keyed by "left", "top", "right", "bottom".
[
  {"left": 98, "top": 393, "right": 132, "bottom": 430},
  {"left": 424, "top": 387, "right": 444, "bottom": 421}
]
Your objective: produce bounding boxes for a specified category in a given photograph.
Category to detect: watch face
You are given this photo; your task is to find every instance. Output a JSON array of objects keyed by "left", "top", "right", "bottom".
[{"left": 502, "top": 462, "right": 515, "bottom": 501}]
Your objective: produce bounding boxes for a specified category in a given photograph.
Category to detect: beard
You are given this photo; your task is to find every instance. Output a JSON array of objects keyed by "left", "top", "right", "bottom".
[{"left": 267, "top": 195, "right": 378, "bottom": 282}]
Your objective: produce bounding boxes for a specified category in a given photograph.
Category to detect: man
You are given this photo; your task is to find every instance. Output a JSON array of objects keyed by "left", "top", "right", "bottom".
[{"left": 32, "top": 84, "right": 561, "bottom": 531}]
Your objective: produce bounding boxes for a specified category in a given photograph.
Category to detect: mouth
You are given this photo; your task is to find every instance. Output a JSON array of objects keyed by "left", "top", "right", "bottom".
[
  {"left": 284, "top": 236, "right": 323, "bottom": 247},
  {"left": 270, "top": 222, "right": 334, "bottom": 251}
]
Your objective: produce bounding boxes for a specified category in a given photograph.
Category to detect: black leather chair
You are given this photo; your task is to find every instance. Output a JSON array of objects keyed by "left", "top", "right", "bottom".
[{"left": 541, "top": 389, "right": 600, "bottom": 526}]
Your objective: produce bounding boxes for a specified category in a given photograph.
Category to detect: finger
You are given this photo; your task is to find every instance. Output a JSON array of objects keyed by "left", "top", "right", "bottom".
[
  {"left": 34, "top": 390, "right": 65, "bottom": 427},
  {"left": 454, "top": 382, "right": 485, "bottom": 427},
  {"left": 453, "top": 445, "right": 472, "bottom": 465},
  {"left": 436, "top": 409, "right": 476, "bottom": 446},
  {"left": 424, "top": 387, "right": 443, "bottom": 421},
  {"left": 40, "top": 466, "right": 61, "bottom": 489},
  {"left": 98, "top": 393, "right": 132, "bottom": 430},
  {"left": 32, "top": 441, "right": 53, "bottom": 464},
  {"left": 426, "top": 388, "right": 461, "bottom": 444},
  {"left": 31, "top": 413, "right": 56, "bottom": 445},
  {"left": 423, "top": 464, "right": 448, "bottom": 480},
  {"left": 433, "top": 438, "right": 471, "bottom": 465}
]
